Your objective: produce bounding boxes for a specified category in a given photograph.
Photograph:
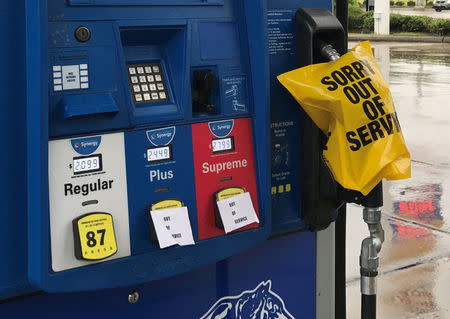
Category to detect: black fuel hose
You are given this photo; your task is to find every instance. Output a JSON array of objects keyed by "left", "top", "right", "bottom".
[{"left": 362, "top": 294, "right": 376, "bottom": 319}]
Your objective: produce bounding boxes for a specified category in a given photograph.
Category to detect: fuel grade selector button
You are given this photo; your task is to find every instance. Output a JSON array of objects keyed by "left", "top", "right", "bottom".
[
  {"left": 214, "top": 187, "right": 245, "bottom": 229},
  {"left": 214, "top": 187, "right": 259, "bottom": 233},
  {"left": 148, "top": 199, "right": 195, "bottom": 249},
  {"left": 72, "top": 212, "right": 118, "bottom": 261}
]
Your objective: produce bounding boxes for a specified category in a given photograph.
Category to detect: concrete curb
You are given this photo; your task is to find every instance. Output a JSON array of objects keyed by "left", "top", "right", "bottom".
[{"left": 349, "top": 34, "right": 450, "bottom": 43}]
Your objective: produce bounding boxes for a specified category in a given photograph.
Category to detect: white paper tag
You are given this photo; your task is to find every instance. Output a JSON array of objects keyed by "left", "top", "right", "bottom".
[
  {"left": 216, "top": 192, "right": 259, "bottom": 233},
  {"left": 150, "top": 207, "right": 195, "bottom": 249},
  {"left": 62, "top": 65, "right": 80, "bottom": 90}
]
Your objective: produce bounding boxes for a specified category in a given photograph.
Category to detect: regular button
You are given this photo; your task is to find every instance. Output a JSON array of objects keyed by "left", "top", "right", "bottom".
[
  {"left": 152, "top": 66, "right": 160, "bottom": 73},
  {"left": 128, "top": 68, "right": 136, "bottom": 75},
  {"left": 137, "top": 67, "right": 144, "bottom": 74},
  {"left": 155, "top": 75, "right": 162, "bottom": 81},
  {"left": 133, "top": 85, "right": 140, "bottom": 92},
  {"left": 157, "top": 83, "right": 164, "bottom": 90},
  {"left": 149, "top": 84, "right": 157, "bottom": 91},
  {"left": 147, "top": 75, "right": 154, "bottom": 82},
  {"left": 131, "top": 76, "right": 138, "bottom": 84},
  {"left": 139, "top": 75, "right": 147, "bottom": 83},
  {"left": 145, "top": 66, "right": 152, "bottom": 73},
  {"left": 159, "top": 92, "right": 167, "bottom": 99},
  {"left": 151, "top": 93, "right": 159, "bottom": 100},
  {"left": 143, "top": 93, "right": 151, "bottom": 101},
  {"left": 141, "top": 84, "right": 149, "bottom": 92},
  {"left": 135, "top": 94, "right": 143, "bottom": 102}
]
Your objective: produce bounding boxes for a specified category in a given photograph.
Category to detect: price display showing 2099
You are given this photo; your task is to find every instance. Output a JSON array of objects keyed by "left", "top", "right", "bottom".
[{"left": 73, "top": 154, "right": 103, "bottom": 175}]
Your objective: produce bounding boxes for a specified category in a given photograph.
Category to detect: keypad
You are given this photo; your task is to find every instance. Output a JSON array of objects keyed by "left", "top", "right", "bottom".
[{"left": 127, "top": 62, "right": 169, "bottom": 104}]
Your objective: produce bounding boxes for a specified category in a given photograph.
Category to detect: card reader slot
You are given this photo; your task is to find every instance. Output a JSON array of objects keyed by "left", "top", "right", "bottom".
[{"left": 61, "top": 93, "right": 119, "bottom": 119}]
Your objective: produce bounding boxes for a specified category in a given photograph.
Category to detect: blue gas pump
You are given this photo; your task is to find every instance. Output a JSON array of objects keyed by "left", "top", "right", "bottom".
[
  {"left": 0, "top": 0, "right": 357, "bottom": 318},
  {"left": 0, "top": 0, "right": 274, "bottom": 313}
]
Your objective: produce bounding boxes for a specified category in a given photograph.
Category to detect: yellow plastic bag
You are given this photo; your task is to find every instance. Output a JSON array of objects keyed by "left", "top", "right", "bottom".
[{"left": 277, "top": 41, "right": 410, "bottom": 195}]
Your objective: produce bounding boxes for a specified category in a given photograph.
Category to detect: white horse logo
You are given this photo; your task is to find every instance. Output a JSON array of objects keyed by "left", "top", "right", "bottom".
[{"left": 200, "top": 280, "right": 294, "bottom": 319}]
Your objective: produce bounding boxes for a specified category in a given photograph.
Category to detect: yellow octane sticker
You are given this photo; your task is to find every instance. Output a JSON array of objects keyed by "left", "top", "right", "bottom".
[
  {"left": 73, "top": 213, "right": 117, "bottom": 261},
  {"left": 216, "top": 187, "right": 245, "bottom": 201},
  {"left": 152, "top": 199, "right": 183, "bottom": 211}
]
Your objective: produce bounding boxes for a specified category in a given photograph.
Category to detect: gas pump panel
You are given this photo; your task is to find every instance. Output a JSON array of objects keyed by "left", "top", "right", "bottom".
[
  {"left": 268, "top": 0, "right": 345, "bottom": 234},
  {"left": 17, "top": 0, "right": 270, "bottom": 294}
]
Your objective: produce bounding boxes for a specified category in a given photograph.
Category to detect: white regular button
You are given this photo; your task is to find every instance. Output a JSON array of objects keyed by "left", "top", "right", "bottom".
[
  {"left": 53, "top": 65, "right": 61, "bottom": 72},
  {"left": 128, "top": 67, "right": 136, "bottom": 75},
  {"left": 54, "top": 78, "right": 62, "bottom": 85},
  {"left": 147, "top": 75, "right": 154, "bottom": 82},
  {"left": 152, "top": 66, "right": 160, "bottom": 73},
  {"left": 139, "top": 76, "right": 147, "bottom": 83},
  {"left": 155, "top": 75, "right": 162, "bottom": 81},
  {"left": 149, "top": 84, "right": 157, "bottom": 91},
  {"left": 54, "top": 85, "right": 62, "bottom": 91},
  {"left": 141, "top": 84, "right": 149, "bottom": 92},
  {"left": 145, "top": 66, "right": 152, "bottom": 73},
  {"left": 81, "top": 83, "right": 89, "bottom": 89},
  {"left": 131, "top": 76, "right": 138, "bottom": 84},
  {"left": 133, "top": 85, "right": 141, "bottom": 92},
  {"left": 157, "top": 83, "right": 164, "bottom": 90},
  {"left": 53, "top": 72, "right": 62, "bottom": 78},
  {"left": 151, "top": 93, "right": 159, "bottom": 100},
  {"left": 79, "top": 64, "right": 88, "bottom": 70},
  {"left": 159, "top": 92, "right": 167, "bottom": 99},
  {"left": 80, "top": 70, "right": 88, "bottom": 76},
  {"left": 135, "top": 94, "right": 143, "bottom": 102},
  {"left": 143, "top": 93, "right": 151, "bottom": 101},
  {"left": 80, "top": 76, "right": 88, "bottom": 82},
  {"left": 137, "top": 67, "right": 144, "bottom": 74}
]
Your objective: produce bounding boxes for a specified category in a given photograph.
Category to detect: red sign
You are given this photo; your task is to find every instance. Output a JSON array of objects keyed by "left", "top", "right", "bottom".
[{"left": 192, "top": 118, "right": 259, "bottom": 240}]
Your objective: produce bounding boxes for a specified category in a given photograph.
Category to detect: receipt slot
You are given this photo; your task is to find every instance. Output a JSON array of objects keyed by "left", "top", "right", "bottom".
[{"left": 0, "top": 0, "right": 270, "bottom": 298}]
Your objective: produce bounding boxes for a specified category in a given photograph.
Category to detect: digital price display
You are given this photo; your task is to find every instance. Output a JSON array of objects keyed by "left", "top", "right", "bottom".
[
  {"left": 212, "top": 137, "right": 235, "bottom": 154},
  {"left": 73, "top": 154, "right": 102, "bottom": 175},
  {"left": 147, "top": 145, "right": 172, "bottom": 163}
]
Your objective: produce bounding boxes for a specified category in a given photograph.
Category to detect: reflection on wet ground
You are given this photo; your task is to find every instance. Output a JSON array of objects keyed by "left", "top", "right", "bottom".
[{"left": 346, "top": 42, "right": 450, "bottom": 319}]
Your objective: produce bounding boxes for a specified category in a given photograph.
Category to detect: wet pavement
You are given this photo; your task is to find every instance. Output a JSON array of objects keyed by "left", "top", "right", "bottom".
[{"left": 346, "top": 42, "right": 450, "bottom": 318}]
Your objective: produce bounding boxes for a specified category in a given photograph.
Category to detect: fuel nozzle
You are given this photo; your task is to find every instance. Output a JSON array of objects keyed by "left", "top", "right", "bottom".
[{"left": 318, "top": 41, "right": 341, "bottom": 62}]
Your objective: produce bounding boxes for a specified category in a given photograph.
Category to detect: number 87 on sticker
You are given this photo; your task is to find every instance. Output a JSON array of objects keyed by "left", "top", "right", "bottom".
[{"left": 72, "top": 213, "right": 118, "bottom": 261}]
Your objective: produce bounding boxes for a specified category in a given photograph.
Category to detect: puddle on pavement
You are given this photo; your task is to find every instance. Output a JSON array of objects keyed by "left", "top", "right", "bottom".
[{"left": 346, "top": 42, "right": 450, "bottom": 319}]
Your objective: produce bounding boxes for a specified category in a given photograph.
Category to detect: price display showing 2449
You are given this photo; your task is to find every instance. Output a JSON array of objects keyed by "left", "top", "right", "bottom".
[{"left": 72, "top": 212, "right": 118, "bottom": 261}]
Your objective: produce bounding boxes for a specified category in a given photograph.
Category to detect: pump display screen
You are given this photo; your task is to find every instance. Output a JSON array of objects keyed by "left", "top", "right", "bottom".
[
  {"left": 212, "top": 137, "right": 235, "bottom": 153},
  {"left": 147, "top": 146, "right": 172, "bottom": 163},
  {"left": 73, "top": 154, "right": 102, "bottom": 174}
]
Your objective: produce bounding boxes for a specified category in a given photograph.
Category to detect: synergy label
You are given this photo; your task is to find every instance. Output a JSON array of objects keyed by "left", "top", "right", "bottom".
[{"left": 73, "top": 213, "right": 118, "bottom": 261}]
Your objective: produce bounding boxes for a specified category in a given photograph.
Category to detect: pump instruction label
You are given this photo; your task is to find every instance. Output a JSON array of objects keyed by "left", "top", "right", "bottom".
[
  {"left": 216, "top": 192, "right": 259, "bottom": 233},
  {"left": 267, "top": 9, "right": 295, "bottom": 56}
]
